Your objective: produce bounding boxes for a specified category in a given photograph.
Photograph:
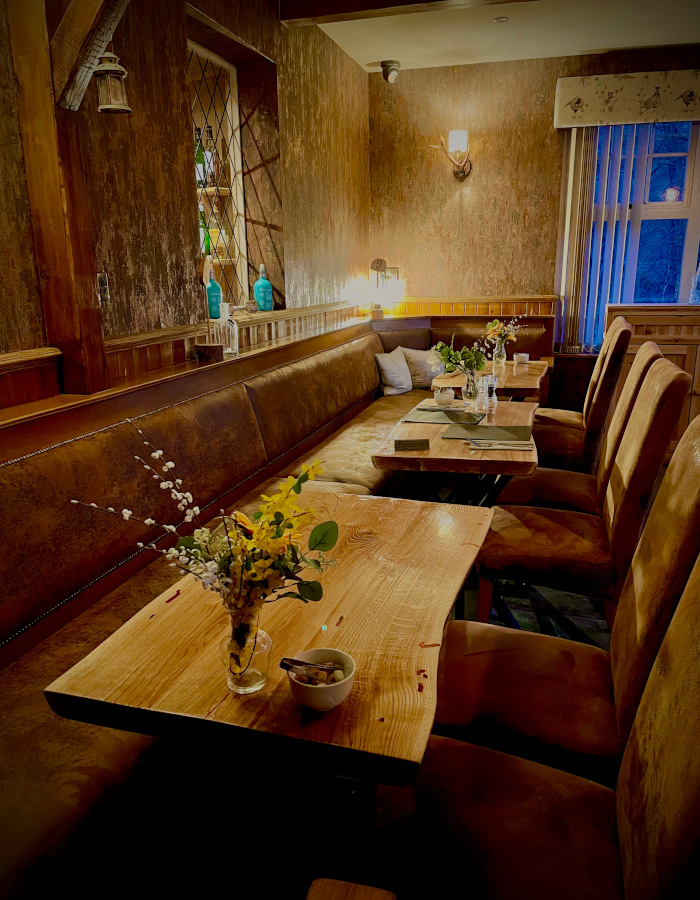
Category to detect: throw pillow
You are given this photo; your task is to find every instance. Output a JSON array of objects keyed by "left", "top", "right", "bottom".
[
  {"left": 402, "top": 346, "right": 445, "bottom": 388},
  {"left": 375, "top": 346, "right": 413, "bottom": 395}
]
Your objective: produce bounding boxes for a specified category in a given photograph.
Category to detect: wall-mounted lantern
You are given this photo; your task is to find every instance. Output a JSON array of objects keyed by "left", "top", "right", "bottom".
[{"left": 94, "top": 51, "right": 131, "bottom": 114}]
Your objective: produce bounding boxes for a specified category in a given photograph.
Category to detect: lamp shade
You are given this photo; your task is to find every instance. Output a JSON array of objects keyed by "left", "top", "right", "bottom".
[{"left": 448, "top": 130, "right": 468, "bottom": 155}]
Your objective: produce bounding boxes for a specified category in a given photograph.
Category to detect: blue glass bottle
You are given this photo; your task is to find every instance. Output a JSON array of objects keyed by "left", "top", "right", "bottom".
[
  {"left": 254, "top": 264, "right": 273, "bottom": 311},
  {"left": 206, "top": 273, "right": 222, "bottom": 319}
]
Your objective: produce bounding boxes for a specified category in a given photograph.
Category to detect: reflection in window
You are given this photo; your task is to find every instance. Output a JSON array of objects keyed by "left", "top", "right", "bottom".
[{"left": 635, "top": 220, "right": 687, "bottom": 303}]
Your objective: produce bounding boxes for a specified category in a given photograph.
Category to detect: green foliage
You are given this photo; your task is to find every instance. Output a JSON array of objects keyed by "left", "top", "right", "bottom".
[
  {"left": 309, "top": 520, "right": 339, "bottom": 552},
  {"left": 429, "top": 335, "right": 486, "bottom": 374}
]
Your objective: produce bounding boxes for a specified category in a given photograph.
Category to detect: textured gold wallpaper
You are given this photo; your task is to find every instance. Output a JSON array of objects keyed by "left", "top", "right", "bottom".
[{"left": 369, "top": 46, "right": 700, "bottom": 299}]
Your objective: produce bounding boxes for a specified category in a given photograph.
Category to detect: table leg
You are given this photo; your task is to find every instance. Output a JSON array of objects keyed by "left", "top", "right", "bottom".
[
  {"left": 477, "top": 474, "right": 513, "bottom": 507},
  {"left": 476, "top": 577, "right": 493, "bottom": 623}
]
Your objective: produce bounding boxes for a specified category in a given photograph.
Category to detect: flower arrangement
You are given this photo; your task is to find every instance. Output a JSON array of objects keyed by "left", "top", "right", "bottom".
[
  {"left": 485, "top": 318, "right": 521, "bottom": 353},
  {"left": 427, "top": 335, "right": 486, "bottom": 375},
  {"left": 71, "top": 420, "right": 338, "bottom": 681}
]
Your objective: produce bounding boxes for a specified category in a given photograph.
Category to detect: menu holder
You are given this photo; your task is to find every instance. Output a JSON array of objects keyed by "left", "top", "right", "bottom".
[
  {"left": 442, "top": 424, "right": 533, "bottom": 442},
  {"left": 402, "top": 410, "right": 485, "bottom": 425}
]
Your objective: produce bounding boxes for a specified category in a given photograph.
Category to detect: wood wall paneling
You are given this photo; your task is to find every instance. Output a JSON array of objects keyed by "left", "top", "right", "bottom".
[
  {"left": 0, "top": 348, "right": 61, "bottom": 408},
  {"left": 0, "top": 0, "right": 46, "bottom": 354},
  {"left": 8, "top": 0, "right": 109, "bottom": 392},
  {"left": 607, "top": 305, "right": 700, "bottom": 448},
  {"left": 75, "top": 0, "right": 202, "bottom": 339},
  {"left": 105, "top": 324, "right": 207, "bottom": 382},
  {"left": 0, "top": 321, "right": 374, "bottom": 462}
]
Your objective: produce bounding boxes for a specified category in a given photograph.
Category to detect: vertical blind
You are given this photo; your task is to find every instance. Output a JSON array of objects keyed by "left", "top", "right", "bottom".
[{"left": 558, "top": 122, "right": 700, "bottom": 352}]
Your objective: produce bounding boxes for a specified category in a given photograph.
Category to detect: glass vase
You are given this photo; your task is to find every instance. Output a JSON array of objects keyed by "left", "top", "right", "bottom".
[
  {"left": 461, "top": 369, "right": 478, "bottom": 410},
  {"left": 220, "top": 611, "right": 272, "bottom": 695},
  {"left": 493, "top": 340, "right": 507, "bottom": 370}
]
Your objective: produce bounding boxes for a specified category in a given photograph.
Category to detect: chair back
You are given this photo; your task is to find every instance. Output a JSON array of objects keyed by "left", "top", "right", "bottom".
[
  {"left": 616, "top": 553, "right": 700, "bottom": 899},
  {"left": 582, "top": 316, "right": 627, "bottom": 421},
  {"left": 595, "top": 342, "right": 663, "bottom": 506},
  {"left": 582, "top": 321, "right": 632, "bottom": 469},
  {"left": 610, "top": 413, "right": 700, "bottom": 742},
  {"left": 602, "top": 358, "right": 690, "bottom": 590}
]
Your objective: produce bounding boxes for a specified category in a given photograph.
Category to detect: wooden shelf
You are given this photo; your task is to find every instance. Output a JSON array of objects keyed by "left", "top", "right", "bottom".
[{"left": 198, "top": 187, "right": 231, "bottom": 199}]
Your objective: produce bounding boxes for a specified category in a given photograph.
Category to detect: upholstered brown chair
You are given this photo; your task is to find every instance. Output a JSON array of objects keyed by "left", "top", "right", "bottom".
[
  {"left": 412, "top": 555, "right": 700, "bottom": 899},
  {"left": 533, "top": 318, "right": 632, "bottom": 473},
  {"left": 476, "top": 358, "right": 691, "bottom": 626},
  {"left": 534, "top": 315, "right": 627, "bottom": 431},
  {"left": 498, "top": 341, "right": 663, "bottom": 514},
  {"left": 435, "top": 414, "right": 700, "bottom": 783}
]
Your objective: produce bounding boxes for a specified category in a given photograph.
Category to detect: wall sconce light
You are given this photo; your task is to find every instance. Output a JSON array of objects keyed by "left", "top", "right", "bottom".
[
  {"left": 93, "top": 51, "right": 131, "bottom": 114},
  {"left": 430, "top": 130, "right": 472, "bottom": 181}
]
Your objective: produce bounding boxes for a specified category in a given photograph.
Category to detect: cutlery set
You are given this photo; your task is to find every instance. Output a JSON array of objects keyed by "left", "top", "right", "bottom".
[{"left": 467, "top": 440, "right": 534, "bottom": 450}]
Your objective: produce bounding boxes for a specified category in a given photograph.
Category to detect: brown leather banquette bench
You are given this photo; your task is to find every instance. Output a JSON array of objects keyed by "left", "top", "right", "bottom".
[
  {"left": 0, "top": 331, "right": 428, "bottom": 895},
  {"left": 372, "top": 315, "right": 555, "bottom": 362}
]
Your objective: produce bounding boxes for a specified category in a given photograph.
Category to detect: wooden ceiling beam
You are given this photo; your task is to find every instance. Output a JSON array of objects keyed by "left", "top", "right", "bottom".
[
  {"left": 280, "top": 0, "right": 535, "bottom": 27},
  {"left": 50, "top": 0, "right": 131, "bottom": 110}
]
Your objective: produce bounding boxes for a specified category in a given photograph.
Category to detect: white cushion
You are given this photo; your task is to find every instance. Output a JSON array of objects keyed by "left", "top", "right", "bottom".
[
  {"left": 375, "top": 346, "right": 413, "bottom": 395},
  {"left": 402, "top": 347, "right": 444, "bottom": 388}
]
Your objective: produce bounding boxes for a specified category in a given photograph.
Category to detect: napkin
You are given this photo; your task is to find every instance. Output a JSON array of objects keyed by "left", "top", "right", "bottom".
[{"left": 402, "top": 410, "right": 485, "bottom": 425}]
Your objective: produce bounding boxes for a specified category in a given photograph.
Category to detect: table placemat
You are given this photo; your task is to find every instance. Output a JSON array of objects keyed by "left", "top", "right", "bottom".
[
  {"left": 442, "top": 424, "right": 533, "bottom": 442},
  {"left": 402, "top": 410, "right": 485, "bottom": 425}
]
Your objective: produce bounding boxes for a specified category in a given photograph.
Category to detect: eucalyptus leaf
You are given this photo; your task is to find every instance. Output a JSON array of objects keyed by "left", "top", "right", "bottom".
[
  {"left": 297, "top": 580, "right": 323, "bottom": 602},
  {"left": 309, "top": 520, "right": 338, "bottom": 552}
]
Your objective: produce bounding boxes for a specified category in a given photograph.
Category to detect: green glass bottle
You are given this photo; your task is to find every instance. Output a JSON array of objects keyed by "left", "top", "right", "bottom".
[{"left": 198, "top": 204, "right": 210, "bottom": 256}]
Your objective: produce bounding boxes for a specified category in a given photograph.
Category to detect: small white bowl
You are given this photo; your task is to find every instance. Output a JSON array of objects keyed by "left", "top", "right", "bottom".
[
  {"left": 434, "top": 389, "right": 455, "bottom": 406},
  {"left": 513, "top": 352, "right": 529, "bottom": 365},
  {"left": 287, "top": 648, "right": 356, "bottom": 711}
]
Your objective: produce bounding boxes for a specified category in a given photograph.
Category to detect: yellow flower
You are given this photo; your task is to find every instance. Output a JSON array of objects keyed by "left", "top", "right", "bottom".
[
  {"left": 232, "top": 511, "right": 255, "bottom": 536},
  {"left": 301, "top": 461, "right": 323, "bottom": 480}
]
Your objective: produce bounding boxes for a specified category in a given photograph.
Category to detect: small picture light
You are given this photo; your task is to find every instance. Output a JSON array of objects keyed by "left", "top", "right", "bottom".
[
  {"left": 94, "top": 51, "right": 131, "bottom": 114},
  {"left": 381, "top": 60, "right": 401, "bottom": 84}
]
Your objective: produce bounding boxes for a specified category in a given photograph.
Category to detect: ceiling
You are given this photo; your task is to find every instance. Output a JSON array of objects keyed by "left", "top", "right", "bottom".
[{"left": 319, "top": 0, "right": 700, "bottom": 71}]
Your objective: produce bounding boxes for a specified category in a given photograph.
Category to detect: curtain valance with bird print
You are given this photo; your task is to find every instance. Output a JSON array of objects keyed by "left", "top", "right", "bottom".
[{"left": 554, "top": 70, "right": 700, "bottom": 129}]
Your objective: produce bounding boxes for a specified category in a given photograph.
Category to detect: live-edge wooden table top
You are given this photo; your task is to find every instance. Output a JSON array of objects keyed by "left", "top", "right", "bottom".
[
  {"left": 46, "top": 492, "right": 493, "bottom": 785},
  {"left": 432, "top": 360, "right": 548, "bottom": 398},
  {"left": 372, "top": 400, "right": 539, "bottom": 476}
]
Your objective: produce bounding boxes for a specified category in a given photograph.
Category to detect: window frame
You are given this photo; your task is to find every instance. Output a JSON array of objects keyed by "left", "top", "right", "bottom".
[
  {"left": 187, "top": 41, "right": 250, "bottom": 308},
  {"left": 597, "top": 122, "right": 700, "bottom": 306}
]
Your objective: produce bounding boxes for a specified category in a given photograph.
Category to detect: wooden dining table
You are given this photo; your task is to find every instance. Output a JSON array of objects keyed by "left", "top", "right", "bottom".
[
  {"left": 45, "top": 491, "right": 493, "bottom": 786},
  {"left": 372, "top": 399, "right": 538, "bottom": 477},
  {"left": 432, "top": 359, "right": 548, "bottom": 399}
]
